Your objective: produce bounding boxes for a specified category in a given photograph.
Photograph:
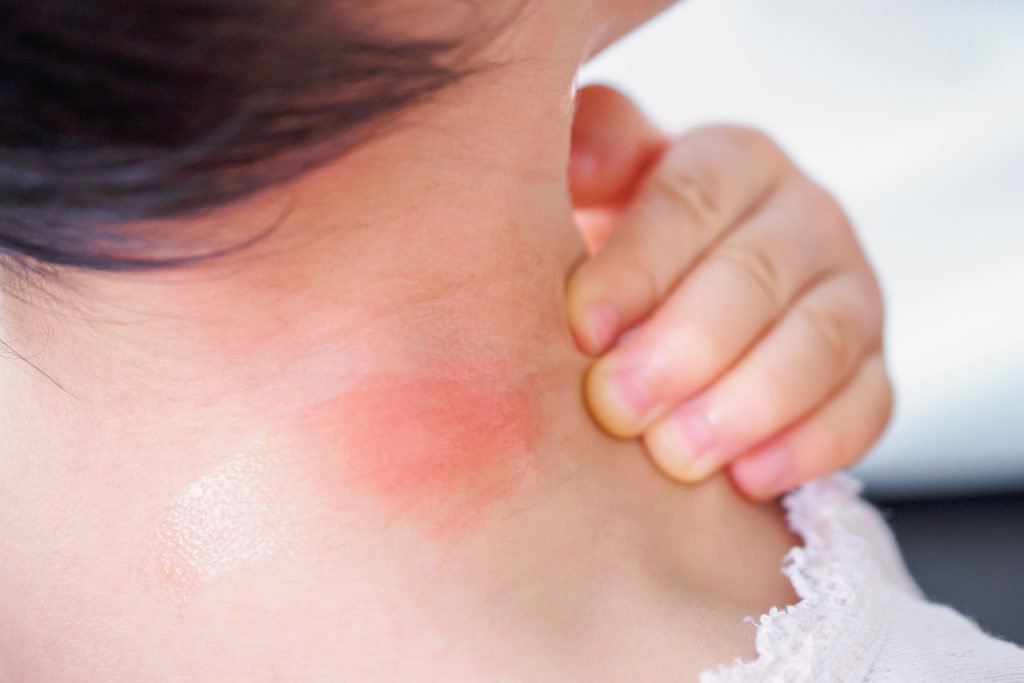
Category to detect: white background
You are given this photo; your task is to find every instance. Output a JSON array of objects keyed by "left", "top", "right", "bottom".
[{"left": 582, "top": 0, "right": 1024, "bottom": 496}]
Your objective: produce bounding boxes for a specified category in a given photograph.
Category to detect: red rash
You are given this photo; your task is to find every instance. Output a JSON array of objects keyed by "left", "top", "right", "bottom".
[{"left": 306, "top": 370, "right": 544, "bottom": 539}]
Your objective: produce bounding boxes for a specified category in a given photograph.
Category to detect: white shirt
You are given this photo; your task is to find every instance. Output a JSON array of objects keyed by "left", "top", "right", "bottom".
[{"left": 701, "top": 476, "right": 1024, "bottom": 682}]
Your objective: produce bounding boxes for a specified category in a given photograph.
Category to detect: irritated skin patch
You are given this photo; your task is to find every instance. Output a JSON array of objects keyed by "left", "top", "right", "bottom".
[
  {"left": 139, "top": 366, "right": 549, "bottom": 606},
  {"left": 303, "top": 369, "right": 545, "bottom": 540}
]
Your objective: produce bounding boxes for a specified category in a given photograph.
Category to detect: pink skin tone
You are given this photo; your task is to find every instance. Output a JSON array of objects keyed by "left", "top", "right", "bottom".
[
  {"left": 302, "top": 369, "right": 545, "bottom": 539},
  {"left": 0, "top": 1, "right": 855, "bottom": 680},
  {"left": 567, "top": 89, "right": 889, "bottom": 496}
]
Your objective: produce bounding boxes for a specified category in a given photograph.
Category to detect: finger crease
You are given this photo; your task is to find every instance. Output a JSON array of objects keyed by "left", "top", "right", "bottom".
[
  {"left": 649, "top": 171, "right": 724, "bottom": 243},
  {"left": 716, "top": 244, "right": 788, "bottom": 311}
]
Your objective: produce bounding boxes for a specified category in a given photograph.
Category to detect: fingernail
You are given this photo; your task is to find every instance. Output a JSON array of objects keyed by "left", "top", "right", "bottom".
[
  {"left": 610, "top": 370, "right": 652, "bottom": 422},
  {"left": 735, "top": 444, "right": 793, "bottom": 495},
  {"left": 647, "top": 410, "right": 717, "bottom": 482},
  {"left": 585, "top": 301, "right": 619, "bottom": 352},
  {"left": 588, "top": 363, "right": 653, "bottom": 437}
]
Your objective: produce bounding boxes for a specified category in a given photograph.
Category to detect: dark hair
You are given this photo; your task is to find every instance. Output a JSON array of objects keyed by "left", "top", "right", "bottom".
[{"left": 0, "top": 1, "right": 479, "bottom": 271}]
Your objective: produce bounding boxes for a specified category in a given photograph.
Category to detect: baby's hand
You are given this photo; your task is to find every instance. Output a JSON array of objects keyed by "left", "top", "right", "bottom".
[{"left": 567, "top": 86, "right": 892, "bottom": 500}]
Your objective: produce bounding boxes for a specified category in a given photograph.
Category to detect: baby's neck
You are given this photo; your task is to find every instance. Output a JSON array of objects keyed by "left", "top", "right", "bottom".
[
  {"left": 0, "top": 219, "right": 798, "bottom": 679},
  {"left": 0, "top": 84, "right": 798, "bottom": 682}
]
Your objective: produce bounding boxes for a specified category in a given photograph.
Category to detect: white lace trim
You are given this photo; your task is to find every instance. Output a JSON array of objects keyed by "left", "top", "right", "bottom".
[{"left": 700, "top": 475, "right": 888, "bottom": 683}]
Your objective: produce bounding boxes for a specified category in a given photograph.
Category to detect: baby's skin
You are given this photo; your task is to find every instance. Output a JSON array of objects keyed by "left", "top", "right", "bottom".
[
  {"left": 0, "top": 2, "right": 889, "bottom": 680},
  {"left": 568, "top": 86, "right": 889, "bottom": 499}
]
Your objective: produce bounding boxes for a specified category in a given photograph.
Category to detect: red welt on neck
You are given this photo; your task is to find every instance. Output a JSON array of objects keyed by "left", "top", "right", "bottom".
[{"left": 301, "top": 369, "right": 544, "bottom": 540}]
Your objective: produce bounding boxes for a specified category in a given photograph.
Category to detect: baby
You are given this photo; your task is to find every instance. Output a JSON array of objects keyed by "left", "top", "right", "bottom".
[{"left": 0, "top": 1, "right": 1021, "bottom": 681}]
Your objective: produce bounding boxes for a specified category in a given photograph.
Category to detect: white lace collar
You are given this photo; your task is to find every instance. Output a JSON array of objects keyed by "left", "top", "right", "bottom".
[{"left": 701, "top": 476, "right": 888, "bottom": 682}]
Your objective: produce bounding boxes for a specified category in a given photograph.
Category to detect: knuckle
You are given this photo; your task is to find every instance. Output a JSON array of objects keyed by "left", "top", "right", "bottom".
[
  {"left": 801, "top": 303, "right": 860, "bottom": 374},
  {"left": 803, "top": 182, "right": 852, "bottom": 237},
  {"left": 848, "top": 274, "right": 885, "bottom": 347},
  {"left": 734, "top": 126, "right": 782, "bottom": 158},
  {"left": 698, "top": 124, "right": 780, "bottom": 157},
  {"left": 713, "top": 241, "right": 788, "bottom": 310},
  {"left": 647, "top": 158, "right": 724, "bottom": 241},
  {"left": 729, "top": 125, "right": 788, "bottom": 170},
  {"left": 688, "top": 124, "right": 791, "bottom": 179}
]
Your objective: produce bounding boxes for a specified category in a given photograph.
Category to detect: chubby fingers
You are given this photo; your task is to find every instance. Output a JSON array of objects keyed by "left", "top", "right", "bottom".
[
  {"left": 567, "top": 124, "right": 791, "bottom": 354},
  {"left": 730, "top": 353, "right": 894, "bottom": 500},
  {"left": 566, "top": 98, "right": 891, "bottom": 494},
  {"left": 585, "top": 176, "right": 860, "bottom": 437},
  {"left": 641, "top": 270, "right": 885, "bottom": 485},
  {"left": 576, "top": 129, "right": 890, "bottom": 490}
]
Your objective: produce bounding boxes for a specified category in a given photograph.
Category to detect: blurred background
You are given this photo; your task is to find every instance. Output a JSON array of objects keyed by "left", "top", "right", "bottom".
[{"left": 582, "top": 0, "right": 1024, "bottom": 644}]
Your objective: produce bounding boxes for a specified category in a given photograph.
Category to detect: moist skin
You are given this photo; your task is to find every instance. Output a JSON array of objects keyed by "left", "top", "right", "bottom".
[{"left": 144, "top": 445, "right": 302, "bottom": 606}]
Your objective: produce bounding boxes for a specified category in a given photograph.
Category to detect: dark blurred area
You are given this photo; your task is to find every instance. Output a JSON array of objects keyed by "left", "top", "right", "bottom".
[{"left": 871, "top": 492, "right": 1024, "bottom": 646}]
